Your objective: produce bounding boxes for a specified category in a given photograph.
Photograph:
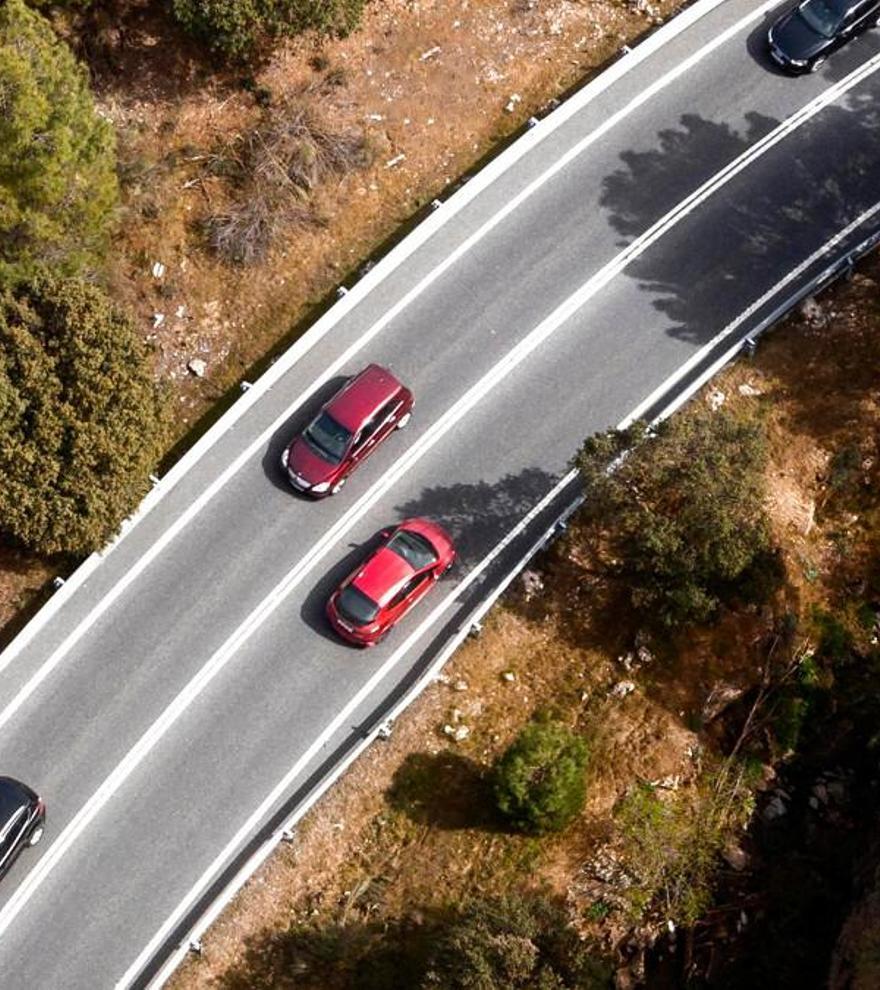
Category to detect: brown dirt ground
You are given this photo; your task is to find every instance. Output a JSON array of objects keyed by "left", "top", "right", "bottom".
[
  {"left": 0, "top": 0, "right": 679, "bottom": 644},
  {"left": 169, "top": 264, "right": 880, "bottom": 986}
]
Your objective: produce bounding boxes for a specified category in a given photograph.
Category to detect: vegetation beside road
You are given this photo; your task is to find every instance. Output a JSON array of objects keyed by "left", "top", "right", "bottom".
[{"left": 171, "top": 262, "right": 880, "bottom": 989}]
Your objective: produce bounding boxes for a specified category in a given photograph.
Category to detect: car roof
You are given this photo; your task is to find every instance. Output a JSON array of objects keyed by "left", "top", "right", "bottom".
[
  {"left": 352, "top": 546, "right": 415, "bottom": 608},
  {"left": 328, "top": 364, "right": 404, "bottom": 433}
]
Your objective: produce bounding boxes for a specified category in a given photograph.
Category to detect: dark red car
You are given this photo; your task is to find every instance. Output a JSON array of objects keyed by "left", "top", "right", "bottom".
[
  {"left": 327, "top": 518, "right": 455, "bottom": 646},
  {"left": 281, "top": 364, "right": 413, "bottom": 496}
]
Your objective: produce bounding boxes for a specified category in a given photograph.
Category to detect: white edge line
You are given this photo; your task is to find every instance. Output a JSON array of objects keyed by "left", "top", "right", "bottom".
[
  {"left": 0, "top": 0, "right": 800, "bottom": 725},
  {"left": 122, "top": 466, "right": 581, "bottom": 990},
  {"left": 0, "top": 0, "right": 767, "bottom": 675},
  {"left": 4, "top": 43, "right": 879, "bottom": 954},
  {"left": 135, "top": 189, "right": 880, "bottom": 988},
  {"left": 133, "top": 205, "right": 880, "bottom": 987}
]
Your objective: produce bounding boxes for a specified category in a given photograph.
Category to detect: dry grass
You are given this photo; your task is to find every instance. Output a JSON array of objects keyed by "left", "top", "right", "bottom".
[{"left": 204, "top": 101, "right": 370, "bottom": 265}]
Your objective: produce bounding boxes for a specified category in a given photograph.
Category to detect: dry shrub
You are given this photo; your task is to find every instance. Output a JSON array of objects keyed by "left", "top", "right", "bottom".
[
  {"left": 252, "top": 103, "right": 370, "bottom": 191},
  {"left": 205, "top": 196, "right": 319, "bottom": 265},
  {"left": 204, "top": 99, "right": 370, "bottom": 265}
]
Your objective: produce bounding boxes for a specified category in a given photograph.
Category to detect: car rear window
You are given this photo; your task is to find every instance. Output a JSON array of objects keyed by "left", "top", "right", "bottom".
[
  {"left": 304, "top": 412, "right": 352, "bottom": 464},
  {"left": 337, "top": 585, "right": 380, "bottom": 626},
  {"left": 387, "top": 529, "right": 438, "bottom": 570}
]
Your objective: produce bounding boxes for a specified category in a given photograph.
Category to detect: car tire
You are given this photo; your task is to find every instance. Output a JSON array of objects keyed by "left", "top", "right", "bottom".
[
  {"left": 28, "top": 822, "right": 45, "bottom": 847},
  {"left": 331, "top": 476, "right": 347, "bottom": 495},
  {"left": 809, "top": 56, "right": 826, "bottom": 72},
  {"left": 395, "top": 411, "right": 412, "bottom": 430}
]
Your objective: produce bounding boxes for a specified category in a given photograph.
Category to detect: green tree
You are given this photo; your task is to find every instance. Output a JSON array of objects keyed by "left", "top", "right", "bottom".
[
  {"left": 0, "top": 271, "right": 167, "bottom": 556},
  {"left": 615, "top": 769, "right": 756, "bottom": 926},
  {"left": 171, "top": 0, "right": 366, "bottom": 58},
  {"left": 494, "top": 716, "right": 589, "bottom": 834},
  {"left": 420, "top": 894, "right": 611, "bottom": 990},
  {"left": 0, "top": 0, "right": 117, "bottom": 285},
  {"left": 575, "top": 409, "right": 777, "bottom": 627}
]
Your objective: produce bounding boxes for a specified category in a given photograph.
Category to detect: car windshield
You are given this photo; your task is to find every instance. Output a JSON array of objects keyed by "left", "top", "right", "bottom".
[
  {"left": 799, "top": 0, "right": 845, "bottom": 37},
  {"left": 0, "top": 807, "right": 24, "bottom": 845},
  {"left": 337, "top": 585, "right": 380, "bottom": 626},
  {"left": 304, "top": 412, "right": 352, "bottom": 464},
  {"left": 387, "top": 529, "right": 438, "bottom": 570}
]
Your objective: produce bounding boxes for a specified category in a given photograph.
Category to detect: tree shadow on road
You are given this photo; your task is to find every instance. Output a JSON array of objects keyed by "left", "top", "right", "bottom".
[
  {"left": 599, "top": 96, "right": 880, "bottom": 346},
  {"left": 394, "top": 466, "right": 558, "bottom": 570}
]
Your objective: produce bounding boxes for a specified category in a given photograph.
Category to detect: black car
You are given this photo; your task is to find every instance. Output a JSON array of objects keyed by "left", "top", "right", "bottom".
[
  {"left": 0, "top": 777, "right": 45, "bottom": 879},
  {"left": 768, "top": 0, "right": 880, "bottom": 72}
]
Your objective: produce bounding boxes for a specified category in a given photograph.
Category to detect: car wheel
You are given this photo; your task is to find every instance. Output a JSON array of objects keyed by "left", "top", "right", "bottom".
[
  {"left": 28, "top": 822, "right": 45, "bottom": 847},
  {"left": 331, "top": 476, "right": 347, "bottom": 495},
  {"left": 809, "top": 56, "right": 826, "bottom": 72},
  {"left": 395, "top": 411, "right": 412, "bottom": 430}
]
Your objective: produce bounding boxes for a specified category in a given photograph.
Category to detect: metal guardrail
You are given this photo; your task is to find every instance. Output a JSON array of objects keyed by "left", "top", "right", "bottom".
[{"left": 139, "top": 217, "right": 880, "bottom": 987}]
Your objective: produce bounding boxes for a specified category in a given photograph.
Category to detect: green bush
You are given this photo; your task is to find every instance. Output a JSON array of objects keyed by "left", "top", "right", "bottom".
[
  {"left": 420, "top": 894, "right": 612, "bottom": 990},
  {"left": 171, "top": 0, "right": 366, "bottom": 58},
  {"left": 0, "top": 0, "right": 117, "bottom": 285},
  {"left": 615, "top": 771, "right": 754, "bottom": 926},
  {"left": 494, "top": 716, "right": 589, "bottom": 834},
  {"left": 575, "top": 409, "right": 776, "bottom": 627},
  {"left": 0, "top": 271, "right": 167, "bottom": 556}
]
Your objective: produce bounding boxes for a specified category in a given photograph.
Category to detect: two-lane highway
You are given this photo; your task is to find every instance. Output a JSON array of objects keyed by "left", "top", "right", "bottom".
[{"left": 1, "top": 0, "right": 879, "bottom": 984}]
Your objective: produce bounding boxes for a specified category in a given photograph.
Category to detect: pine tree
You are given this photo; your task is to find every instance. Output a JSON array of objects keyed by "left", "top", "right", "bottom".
[
  {"left": 0, "top": 0, "right": 117, "bottom": 285},
  {"left": 0, "top": 272, "right": 167, "bottom": 556},
  {"left": 171, "top": 0, "right": 366, "bottom": 59}
]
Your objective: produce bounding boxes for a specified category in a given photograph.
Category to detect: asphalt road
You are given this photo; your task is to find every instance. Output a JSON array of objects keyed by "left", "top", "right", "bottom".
[{"left": 1, "top": 0, "right": 879, "bottom": 985}]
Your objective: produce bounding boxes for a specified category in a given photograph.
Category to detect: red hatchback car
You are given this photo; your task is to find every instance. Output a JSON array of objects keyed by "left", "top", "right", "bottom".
[
  {"left": 327, "top": 518, "right": 455, "bottom": 646},
  {"left": 281, "top": 364, "right": 413, "bottom": 496}
]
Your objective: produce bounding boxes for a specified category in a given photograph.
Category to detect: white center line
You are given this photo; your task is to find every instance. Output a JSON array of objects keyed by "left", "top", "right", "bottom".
[
  {"left": 2, "top": 48, "right": 879, "bottom": 944},
  {"left": 0, "top": 0, "right": 779, "bottom": 694}
]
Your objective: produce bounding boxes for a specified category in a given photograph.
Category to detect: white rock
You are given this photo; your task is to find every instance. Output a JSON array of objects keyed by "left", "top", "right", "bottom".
[
  {"left": 151, "top": 261, "right": 166, "bottom": 279},
  {"left": 152, "top": 312, "right": 165, "bottom": 328},
  {"left": 738, "top": 382, "right": 762, "bottom": 397},
  {"left": 452, "top": 679, "right": 468, "bottom": 692},
  {"left": 707, "top": 389, "right": 726, "bottom": 410},
  {"left": 419, "top": 46, "right": 441, "bottom": 61},
  {"left": 504, "top": 93, "right": 522, "bottom": 113},
  {"left": 521, "top": 569, "right": 544, "bottom": 600},
  {"left": 187, "top": 358, "right": 207, "bottom": 378},
  {"left": 501, "top": 670, "right": 516, "bottom": 682},
  {"left": 800, "top": 296, "right": 826, "bottom": 326},
  {"left": 610, "top": 680, "right": 636, "bottom": 698}
]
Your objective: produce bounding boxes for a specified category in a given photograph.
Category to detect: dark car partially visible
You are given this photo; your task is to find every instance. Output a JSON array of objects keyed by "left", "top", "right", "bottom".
[
  {"left": 768, "top": 0, "right": 880, "bottom": 72},
  {"left": 0, "top": 777, "right": 45, "bottom": 880}
]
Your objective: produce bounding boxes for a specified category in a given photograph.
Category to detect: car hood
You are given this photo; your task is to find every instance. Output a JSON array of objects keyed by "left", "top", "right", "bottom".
[
  {"left": 287, "top": 436, "right": 338, "bottom": 485},
  {"left": 771, "top": 10, "right": 830, "bottom": 60},
  {"left": 352, "top": 547, "right": 414, "bottom": 608}
]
